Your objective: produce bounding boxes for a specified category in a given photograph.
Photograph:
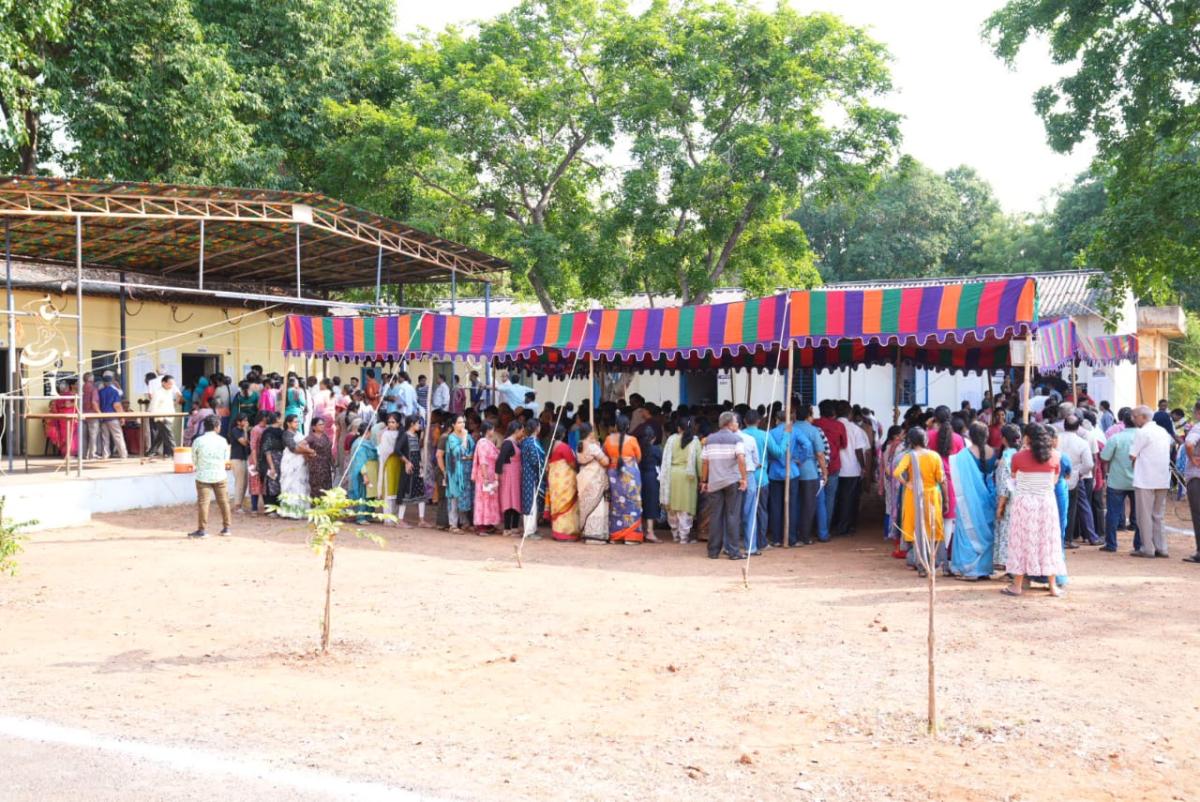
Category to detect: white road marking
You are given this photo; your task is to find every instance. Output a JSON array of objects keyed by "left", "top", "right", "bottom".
[{"left": 0, "top": 716, "right": 448, "bottom": 801}]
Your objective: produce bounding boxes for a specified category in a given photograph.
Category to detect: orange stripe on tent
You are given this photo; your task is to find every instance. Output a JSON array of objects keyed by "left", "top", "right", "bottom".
[
  {"left": 938, "top": 284, "right": 963, "bottom": 330},
  {"left": 599, "top": 310, "right": 619, "bottom": 349},
  {"left": 1018, "top": 279, "right": 1036, "bottom": 322},
  {"left": 724, "top": 301, "right": 744, "bottom": 347},
  {"left": 545, "top": 314, "right": 561, "bottom": 348},
  {"left": 790, "top": 291, "right": 811, "bottom": 337},
  {"left": 660, "top": 307, "right": 680, "bottom": 350},
  {"left": 445, "top": 315, "right": 460, "bottom": 353},
  {"left": 862, "top": 290, "right": 883, "bottom": 334}
]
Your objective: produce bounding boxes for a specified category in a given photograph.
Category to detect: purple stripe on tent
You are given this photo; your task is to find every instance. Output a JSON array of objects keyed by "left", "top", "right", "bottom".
[
  {"left": 582, "top": 310, "right": 603, "bottom": 350},
  {"left": 708, "top": 302, "right": 727, "bottom": 354},
  {"left": 385, "top": 317, "right": 398, "bottom": 353},
  {"left": 917, "top": 286, "right": 942, "bottom": 336},
  {"left": 341, "top": 318, "right": 355, "bottom": 352},
  {"left": 644, "top": 308, "right": 664, "bottom": 355},
  {"left": 301, "top": 319, "right": 314, "bottom": 352},
  {"left": 998, "top": 278, "right": 1022, "bottom": 326},
  {"left": 844, "top": 290, "right": 864, "bottom": 339},
  {"left": 530, "top": 314, "right": 547, "bottom": 353},
  {"left": 432, "top": 314, "right": 447, "bottom": 354},
  {"left": 481, "top": 317, "right": 499, "bottom": 354}
]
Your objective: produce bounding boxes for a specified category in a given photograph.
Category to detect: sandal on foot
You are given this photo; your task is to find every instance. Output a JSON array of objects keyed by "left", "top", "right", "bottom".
[{"left": 1000, "top": 587, "right": 1022, "bottom": 597}]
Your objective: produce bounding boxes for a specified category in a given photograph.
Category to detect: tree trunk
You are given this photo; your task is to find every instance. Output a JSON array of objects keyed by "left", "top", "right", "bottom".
[
  {"left": 19, "top": 103, "right": 38, "bottom": 175},
  {"left": 321, "top": 544, "right": 335, "bottom": 654},
  {"left": 526, "top": 268, "right": 558, "bottom": 314}
]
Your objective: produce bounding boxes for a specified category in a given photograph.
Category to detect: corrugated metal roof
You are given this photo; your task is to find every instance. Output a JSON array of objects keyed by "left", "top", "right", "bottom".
[{"left": 823, "top": 270, "right": 1105, "bottom": 320}]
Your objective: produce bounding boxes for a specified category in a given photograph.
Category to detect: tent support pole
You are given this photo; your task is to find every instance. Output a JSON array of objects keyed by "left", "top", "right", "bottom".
[
  {"left": 893, "top": 356, "right": 901, "bottom": 426},
  {"left": 75, "top": 215, "right": 84, "bottom": 477},
  {"left": 5, "top": 218, "right": 15, "bottom": 472},
  {"left": 783, "top": 342, "right": 794, "bottom": 549},
  {"left": 1023, "top": 329, "right": 1033, "bottom": 424},
  {"left": 483, "top": 281, "right": 492, "bottom": 407}
]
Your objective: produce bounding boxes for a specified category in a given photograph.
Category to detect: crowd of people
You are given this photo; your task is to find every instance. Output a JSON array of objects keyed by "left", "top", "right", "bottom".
[{"left": 146, "top": 366, "right": 1200, "bottom": 587}]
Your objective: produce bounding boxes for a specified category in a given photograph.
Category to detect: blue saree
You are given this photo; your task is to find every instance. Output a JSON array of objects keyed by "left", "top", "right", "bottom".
[{"left": 948, "top": 449, "right": 996, "bottom": 579}]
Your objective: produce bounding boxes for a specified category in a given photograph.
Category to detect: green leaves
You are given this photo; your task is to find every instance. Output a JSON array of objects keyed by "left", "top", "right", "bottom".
[
  {"left": 0, "top": 497, "right": 36, "bottom": 577},
  {"left": 985, "top": 0, "right": 1200, "bottom": 307}
]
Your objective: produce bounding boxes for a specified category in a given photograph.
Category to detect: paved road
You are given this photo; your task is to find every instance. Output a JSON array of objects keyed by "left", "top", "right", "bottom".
[{"left": 0, "top": 718, "right": 444, "bottom": 802}]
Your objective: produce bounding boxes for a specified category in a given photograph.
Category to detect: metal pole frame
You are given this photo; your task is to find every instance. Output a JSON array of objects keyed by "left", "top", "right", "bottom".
[
  {"left": 374, "top": 245, "right": 382, "bottom": 306},
  {"left": 483, "top": 281, "right": 492, "bottom": 407},
  {"left": 75, "top": 216, "right": 84, "bottom": 477},
  {"left": 119, "top": 271, "right": 128, "bottom": 399},
  {"left": 450, "top": 273, "right": 457, "bottom": 314},
  {"left": 1023, "top": 328, "right": 1033, "bottom": 424},
  {"left": 5, "top": 217, "right": 14, "bottom": 472},
  {"left": 198, "top": 218, "right": 205, "bottom": 290},
  {"left": 294, "top": 223, "right": 302, "bottom": 299},
  {"left": 782, "top": 342, "right": 794, "bottom": 548}
]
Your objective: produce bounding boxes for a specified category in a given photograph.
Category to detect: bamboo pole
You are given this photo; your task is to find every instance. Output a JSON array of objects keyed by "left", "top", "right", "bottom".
[
  {"left": 1023, "top": 329, "right": 1033, "bottom": 424},
  {"left": 782, "top": 342, "right": 794, "bottom": 548},
  {"left": 1070, "top": 358, "right": 1078, "bottom": 404},
  {"left": 893, "top": 353, "right": 902, "bottom": 426}
]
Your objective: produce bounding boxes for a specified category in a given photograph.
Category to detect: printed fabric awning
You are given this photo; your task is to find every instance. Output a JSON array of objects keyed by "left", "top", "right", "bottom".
[
  {"left": 281, "top": 276, "right": 1037, "bottom": 369},
  {"left": 1037, "top": 317, "right": 1138, "bottom": 369}
]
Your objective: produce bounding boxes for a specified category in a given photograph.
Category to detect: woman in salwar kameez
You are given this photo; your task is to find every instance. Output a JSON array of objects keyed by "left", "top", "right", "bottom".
[
  {"left": 893, "top": 427, "right": 948, "bottom": 578},
  {"left": 604, "top": 415, "right": 643, "bottom": 544},
  {"left": 397, "top": 416, "right": 428, "bottom": 526},
  {"left": 992, "top": 424, "right": 1022, "bottom": 571},
  {"left": 376, "top": 413, "right": 403, "bottom": 524},
  {"left": 442, "top": 415, "right": 475, "bottom": 532},
  {"left": 346, "top": 422, "right": 378, "bottom": 524},
  {"left": 546, "top": 426, "right": 579, "bottom": 541},
  {"left": 520, "top": 419, "right": 546, "bottom": 539},
  {"left": 576, "top": 423, "right": 610, "bottom": 544},
  {"left": 258, "top": 413, "right": 284, "bottom": 511},
  {"left": 660, "top": 417, "right": 701, "bottom": 544},
  {"left": 497, "top": 421, "right": 524, "bottom": 536},
  {"left": 471, "top": 421, "right": 501, "bottom": 534}
]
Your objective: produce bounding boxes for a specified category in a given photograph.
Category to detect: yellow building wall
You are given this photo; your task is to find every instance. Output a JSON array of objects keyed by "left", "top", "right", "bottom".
[{"left": 3, "top": 288, "right": 306, "bottom": 453}]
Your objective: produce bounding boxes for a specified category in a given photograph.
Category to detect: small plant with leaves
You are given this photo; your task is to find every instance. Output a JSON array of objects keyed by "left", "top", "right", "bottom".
[
  {"left": 0, "top": 497, "right": 36, "bottom": 577},
  {"left": 269, "top": 487, "right": 391, "bottom": 654}
]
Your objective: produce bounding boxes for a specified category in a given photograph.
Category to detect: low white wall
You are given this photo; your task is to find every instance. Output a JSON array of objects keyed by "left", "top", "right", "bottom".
[{"left": 6, "top": 470, "right": 233, "bottom": 532}]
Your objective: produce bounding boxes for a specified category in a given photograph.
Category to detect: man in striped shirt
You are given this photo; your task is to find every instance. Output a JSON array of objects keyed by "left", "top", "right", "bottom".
[{"left": 701, "top": 411, "right": 748, "bottom": 560}]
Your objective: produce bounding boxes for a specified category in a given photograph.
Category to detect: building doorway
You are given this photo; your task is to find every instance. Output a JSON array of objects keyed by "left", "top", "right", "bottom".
[
  {"left": 182, "top": 354, "right": 222, "bottom": 391},
  {"left": 681, "top": 372, "right": 719, "bottom": 406}
]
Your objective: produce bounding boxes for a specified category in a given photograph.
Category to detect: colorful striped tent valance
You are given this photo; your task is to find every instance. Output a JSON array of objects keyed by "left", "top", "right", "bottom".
[
  {"left": 281, "top": 277, "right": 1037, "bottom": 366},
  {"left": 1038, "top": 317, "right": 1137, "bottom": 369}
]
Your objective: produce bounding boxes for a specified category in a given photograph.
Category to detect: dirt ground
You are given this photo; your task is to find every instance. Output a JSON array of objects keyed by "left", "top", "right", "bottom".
[{"left": 2, "top": 503, "right": 1198, "bottom": 802}]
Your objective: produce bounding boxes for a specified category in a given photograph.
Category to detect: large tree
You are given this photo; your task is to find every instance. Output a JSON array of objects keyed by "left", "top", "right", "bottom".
[
  {"left": 0, "top": 0, "right": 392, "bottom": 184},
  {"left": 606, "top": 1, "right": 898, "bottom": 304},
  {"left": 985, "top": 0, "right": 1200, "bottom": 305}
]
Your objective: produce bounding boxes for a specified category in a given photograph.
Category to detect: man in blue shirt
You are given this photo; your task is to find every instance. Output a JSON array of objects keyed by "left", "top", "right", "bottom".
[
  {"left": 794, "top": 403, "right": 829, "bottom": 543},
  {"left": 766, "top": 401, "right": 815, "bottom": 546},
  {"left": 96, "top": 371, "right": 128, "bottom": 459},
  {"left": 739, "top": 409, "right": 769, "bottom": 554}
]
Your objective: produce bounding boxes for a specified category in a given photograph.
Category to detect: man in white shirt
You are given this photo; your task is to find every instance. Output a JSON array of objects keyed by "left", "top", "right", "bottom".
[
  {"left": 431, "top": 374, "right": 451, "bottom": 412},
  {"left": 1129, "top": 405, "right": 1173, "bottom": 558},
  {"left": 1059, "top": 415, "right": 1098, "bottom": 546},
  {"left": 395, "top": 372, "right": 417, "bottom": 418},
  {"left": 147, "top": 374, "right": 183, "bottom": 457},
  {"left": 497, "top": 372, "right": 533, "bottom": 411},
  {"left": 832, "top": 400, "right": 868, "bottom": 536}
]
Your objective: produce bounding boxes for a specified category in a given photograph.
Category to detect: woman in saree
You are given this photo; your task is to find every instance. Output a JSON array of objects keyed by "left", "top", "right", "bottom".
[
  {"left": 471, "top": 420, "right": 502, "bottom": 534},
  {"left": 576, "top": 423, "right": 610, "bottom": 544},
  {"left": 442, "top": 414, "right": 475, "bottom": 532},
  {"left": 305, "top": 417, "right": 335, "bottom": 497},
  {"left": 660, "top": 416, "right": 702, "bottom": 544},
  {"left": 893, "top": 426, "right": 949, "bottom": 578},
  {"left": 278, "top": 414, "right": 314, "bottom": 519},
  {"left": 397, "top": 415, "right": 428, "bottom": 527},
  {"left": 247, "top": 411, "right": 268, "bottom": 514},
  {"left": 604, "top": 414, "right": 643, "bottom": 544},
  {"left": 546, "top": 426, "right": 580, "bottom": 541},
  {"left": 376, "top": 413, "right": 403, "bottom": 524},
  {"left": 948, "top": 421, "right": 997, "bottom": 580},
  {"left": 519, "top": 419, "right": 546, "bottom": 539},
  {"left": 497, "top": 420, "right": 524, "bottom": 536},
  {"left": 992, "top": 423, "right": 1022, "bottom": 571}
]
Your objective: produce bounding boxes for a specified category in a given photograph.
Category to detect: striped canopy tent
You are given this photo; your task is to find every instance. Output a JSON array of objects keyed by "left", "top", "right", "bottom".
[
  {"left": 1037, "top": 317, "right": 1138, "bottom": 370},
  {"left": 281, "top": 276, "right": 1037, "bottom": 375}
]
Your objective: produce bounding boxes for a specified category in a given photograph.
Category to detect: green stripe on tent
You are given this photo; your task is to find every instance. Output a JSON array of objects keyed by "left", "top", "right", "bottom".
[
  {"left": 458, "top": 316, "right": 474, "bottom": 353},
  {"left": 742, "top": 299, "right": 759, "bottom": 343},
  {"left": 957, "top": 283, "right": 984, "bottom": 329},
  {"left": 611, "top": 310, "right": 633, "bottom": 351},
  {"left": 838, "top": 340, "right": 854, "bottom": 362},
  {"left": 553, "top": 314, "right": 573, "bottom": 349},
  {"left": 363, "top": 318, "right": 376, "bottom": 352},
  {"left": 506, "top": 318, "right": 525, "bottom": 351},
  {"left": 322, "top": 318, "right": 335, "bottom": 349},
  {"left": 881, "top": 289, "right": 902, "bottom": 333},
  {"left": 810, "top": 293, "right": 827, "bottom": 335},
  {"left": 678, "top": 306, "right": 695, "bottom": 348}
]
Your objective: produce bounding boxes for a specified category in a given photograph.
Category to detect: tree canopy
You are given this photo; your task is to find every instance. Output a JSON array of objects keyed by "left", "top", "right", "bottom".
[{"left": 985, "top": 0, "right": 1200, "bottom": 305}]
